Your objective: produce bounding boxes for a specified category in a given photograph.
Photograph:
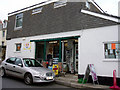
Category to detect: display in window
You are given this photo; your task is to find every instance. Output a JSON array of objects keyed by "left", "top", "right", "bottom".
[
  {"left": 104, "top": 43, "right": 120, "bottom": 59},
  {"left": 16, "top": 43, "right": 21, "bottom": 51}
]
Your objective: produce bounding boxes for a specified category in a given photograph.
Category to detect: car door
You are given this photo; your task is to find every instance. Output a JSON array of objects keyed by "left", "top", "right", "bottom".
[
  {"left": 14, "top": 58, "right": 25, "bottom": 78},
  {"left": 4, "top": 57, "right": 16, "bottom": 76}
]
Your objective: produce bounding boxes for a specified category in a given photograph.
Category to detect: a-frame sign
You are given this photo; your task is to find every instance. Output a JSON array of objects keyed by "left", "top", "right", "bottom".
[{"left": 82, "top": 64, "right": 99, "bottom": 85}]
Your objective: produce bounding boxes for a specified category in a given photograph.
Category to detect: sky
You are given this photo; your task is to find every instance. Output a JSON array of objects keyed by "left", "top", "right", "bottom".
[{"left": 0, "top": 0, "right": 120, "bottom": 21}]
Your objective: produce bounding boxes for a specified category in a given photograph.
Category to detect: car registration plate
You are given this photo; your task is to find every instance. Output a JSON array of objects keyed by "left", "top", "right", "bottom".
[{"left": 46, "top": 76, "right": 53, "bottom": 80}]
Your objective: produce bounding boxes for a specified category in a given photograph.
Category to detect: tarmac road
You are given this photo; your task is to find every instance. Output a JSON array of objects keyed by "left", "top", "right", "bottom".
[
  {"left": 1, "top": 76, "right": 110, "bottom": 90},
  {"left": 2, "top": 76, "right": 72, "bottom": 89}
]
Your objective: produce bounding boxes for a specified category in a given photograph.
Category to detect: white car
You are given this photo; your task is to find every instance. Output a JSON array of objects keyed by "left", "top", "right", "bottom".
[{"left": 0, "top": 57, "right": 55, "bottom": 85}]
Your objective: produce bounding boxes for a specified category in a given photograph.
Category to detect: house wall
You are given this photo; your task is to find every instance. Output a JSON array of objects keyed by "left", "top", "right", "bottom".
[
  {"left": 1, "top": 29, "right": 7, "bottom": 46},
  {"left": 6, "top": 25, "right": 119, "bottom": 77},
  {"left": 79, "top": 25, "right": 119, "bottom": 77},
  {"left": 6, "top": 38, "right": 35, "bottom": 59}
]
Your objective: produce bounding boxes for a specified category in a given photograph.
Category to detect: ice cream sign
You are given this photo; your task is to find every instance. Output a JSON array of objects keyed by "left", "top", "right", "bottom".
[{"left": 23, "top": 42, "right": 31, "bottom": 50}]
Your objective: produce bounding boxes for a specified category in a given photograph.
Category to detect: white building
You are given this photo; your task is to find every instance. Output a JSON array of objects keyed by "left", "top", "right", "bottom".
[{"left": 6, "top": 0, "right": 120, "bottom": 85}]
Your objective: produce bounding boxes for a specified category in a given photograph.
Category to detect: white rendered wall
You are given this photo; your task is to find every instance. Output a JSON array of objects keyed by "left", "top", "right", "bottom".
[
  {"left": 6, "top": 25, "right": 119, "bottom": 77},
  {"left": 6, "top": 30, "right": 82, "bottom": 59},
  {"left": 78, "top": 25, "right": 119, "bottom": 77},
  {"left": 6, "top": 38, "right": 35, "bottom": 59}
]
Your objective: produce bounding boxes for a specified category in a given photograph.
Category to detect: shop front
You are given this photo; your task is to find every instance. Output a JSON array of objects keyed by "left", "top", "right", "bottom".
[{"left": 30, "top": 36, "right": 79, "bottom": 74}]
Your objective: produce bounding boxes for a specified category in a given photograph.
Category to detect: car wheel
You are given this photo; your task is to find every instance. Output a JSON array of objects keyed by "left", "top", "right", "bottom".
[
  {"left": 24, "top": 73, "right": 33, "bottom": 85},
  {"left": 0, "top": 68, "right": 6, "bottom": 77}
]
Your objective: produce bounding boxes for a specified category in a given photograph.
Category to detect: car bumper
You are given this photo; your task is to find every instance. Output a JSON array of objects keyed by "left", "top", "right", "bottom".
[{"left": 33, "top": 76, "right": 55, "bottom": 83}]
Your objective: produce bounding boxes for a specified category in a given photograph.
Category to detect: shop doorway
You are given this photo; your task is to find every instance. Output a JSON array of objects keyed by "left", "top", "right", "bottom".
[{"left": 61, "top": 39, "right": 78, "bottom": 73}]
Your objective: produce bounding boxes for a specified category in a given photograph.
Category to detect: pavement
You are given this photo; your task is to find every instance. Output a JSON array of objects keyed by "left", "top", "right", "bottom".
[{"left": 55, "top": 74, "right": 111, "bottom": 89}]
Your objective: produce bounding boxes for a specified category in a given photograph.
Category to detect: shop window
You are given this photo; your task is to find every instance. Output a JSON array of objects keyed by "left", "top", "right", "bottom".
[
  {"left": 16, "top": 43, "right": 22, "bottom": 51},
  {"left": 104, "top": 43, "right": 120, "bottom": 59},
  {"left": 15, "top": 13, "right": 23, "bottom": 29},
  {"left": 53, "top": 44, "right": 59, "bottom": 58}
]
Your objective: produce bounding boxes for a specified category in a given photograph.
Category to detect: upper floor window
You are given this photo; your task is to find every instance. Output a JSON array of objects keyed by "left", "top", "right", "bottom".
[
  {"left": 15, "top": 13, "right": 23, "bottom": 29},
  {"left": 85, "top": 1, "right": 90, "bottom": 9},
  {"left": 32, "top": 7, "right": 43, "bottom": 15},
  {"left": 104, "top": 43, "right": 120, "bottom": 59},
  {"left": 54, "top": 0, "right": 67, "bottom": 8}
]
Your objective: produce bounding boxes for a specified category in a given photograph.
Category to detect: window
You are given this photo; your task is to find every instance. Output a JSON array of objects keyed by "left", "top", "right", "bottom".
[
  {"left": 54, "top": 0, "right": 67, "bottom": 8},
  {"left": 2, "top": 31, "right": 5, "bottom": 37},
  {"left": 104, "top": 43, "right": 120, "bottom": 59},
  {"left": 32, "top": 7, "right": 43, "bottom": 15},
  {"left": 15, "top": 58, "right": 22, "bottom": 66},
  {"left": 16, "top": 43, "right": 22, "bottom": 51},
  {"left": 6, "top": 57, "right": 16, "bottom": 64},
  {"left": 15, "top": 13, "right": 23, "bottom": 28},
  {"left": 3, "top": 20, "right": 7, "bottom": 28},
  {"left": 2, "top": 41, "right": 4, "bottom": 46},
  {"left": 86, "top": 1, "right": 90, "bottom": 9}
]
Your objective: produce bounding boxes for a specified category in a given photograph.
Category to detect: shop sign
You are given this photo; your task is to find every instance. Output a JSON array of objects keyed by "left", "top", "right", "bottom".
[
  {"left": 23, "top": 42, "right": 31, "bottom": 50},
  {"left": 52, "top": 64, "right": 58, "bottom": 75}
]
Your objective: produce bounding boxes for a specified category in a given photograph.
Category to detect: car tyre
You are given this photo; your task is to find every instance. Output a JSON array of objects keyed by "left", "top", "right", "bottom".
[
  {"left": 0, "top": 68, "right": 6, "bottom": 77},
  {"left": 24, "top": 73, "right": 33, "bottom": 85}
]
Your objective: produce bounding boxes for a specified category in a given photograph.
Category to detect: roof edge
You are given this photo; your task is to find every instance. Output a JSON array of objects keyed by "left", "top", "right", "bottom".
[{"left": 81, "top": 9, "right": 120, "bottom": 23}]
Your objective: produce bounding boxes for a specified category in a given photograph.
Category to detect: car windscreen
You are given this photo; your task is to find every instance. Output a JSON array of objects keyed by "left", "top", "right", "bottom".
[{"left": 23, "top": 58, "right": 43, "bottom": 67}]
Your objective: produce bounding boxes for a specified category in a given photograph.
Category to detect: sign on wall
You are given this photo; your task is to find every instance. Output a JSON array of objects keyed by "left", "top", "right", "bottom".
[{"left": 23, "top": 42, "right": 31, "bottom": 50}]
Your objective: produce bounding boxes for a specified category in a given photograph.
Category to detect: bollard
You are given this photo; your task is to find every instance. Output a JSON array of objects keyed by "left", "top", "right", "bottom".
[{"left": 110, "top": 70, "right": 120, "bottom": 90}]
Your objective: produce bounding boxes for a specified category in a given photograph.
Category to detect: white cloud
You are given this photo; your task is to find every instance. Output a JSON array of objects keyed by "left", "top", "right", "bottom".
[{"left": 95, "top": 0, "right": 119, "bottom": 16}]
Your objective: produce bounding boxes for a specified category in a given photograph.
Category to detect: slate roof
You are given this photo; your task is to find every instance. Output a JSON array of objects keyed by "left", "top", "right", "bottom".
[{"left": 7, "top": 2, "right": 118, "bottom": 39}]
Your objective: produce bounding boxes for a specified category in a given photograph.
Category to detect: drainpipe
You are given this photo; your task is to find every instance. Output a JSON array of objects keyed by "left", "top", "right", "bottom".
[
  {"left": 62, "top": 41, "right": 64, "bottom": 72},
  {"left": 44, "top": 41, "right": 46, "bottom": 61}
]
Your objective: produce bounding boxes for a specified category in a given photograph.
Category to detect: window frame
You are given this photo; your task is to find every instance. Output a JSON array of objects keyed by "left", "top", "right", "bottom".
[
  {"left": 32, "top": 7, "right": 43, "bottom": 15},
  {"left": 15, "top": 43, "right": 22, "bottom": 52},
  {"left": 103, "top": 42, "right": 120, "bottom": 61},
  {"left": 14, "top": 13, "right": 23, "bottom": 30},
  {"left": 54, "top": 0, "right": 67, "bottom": 8}
]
